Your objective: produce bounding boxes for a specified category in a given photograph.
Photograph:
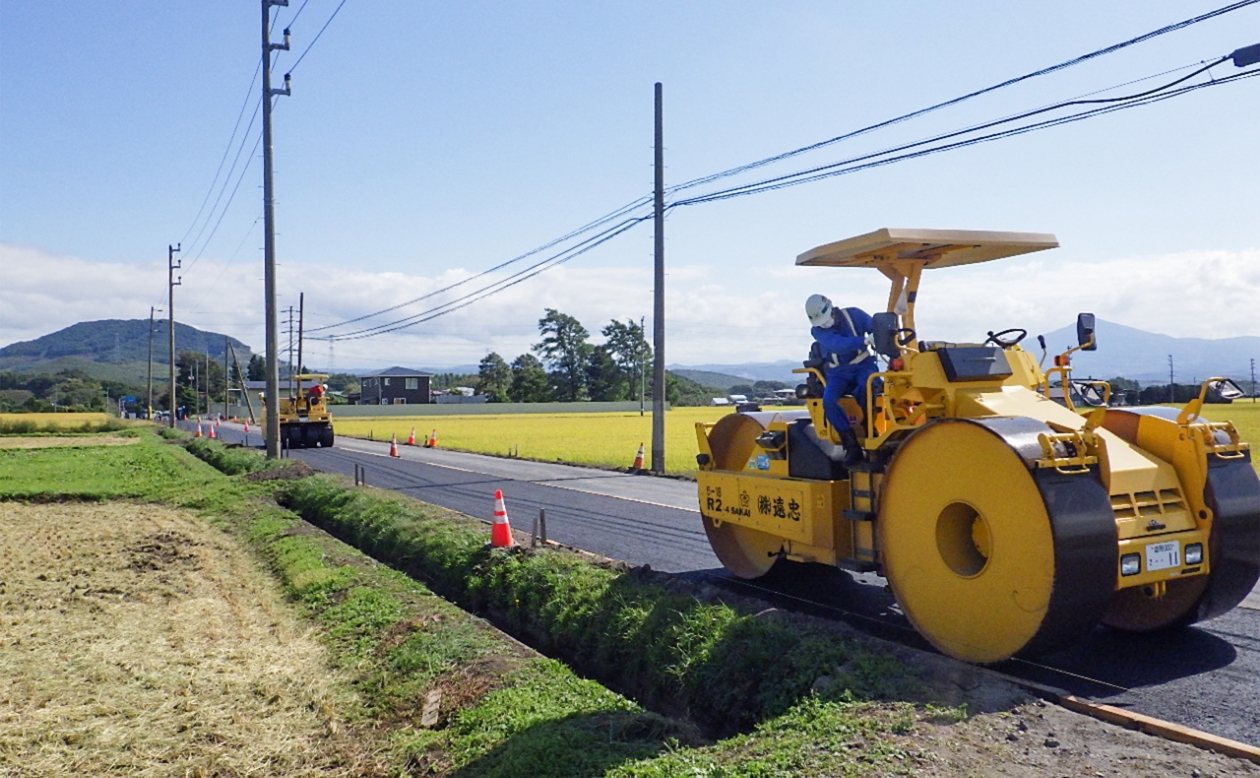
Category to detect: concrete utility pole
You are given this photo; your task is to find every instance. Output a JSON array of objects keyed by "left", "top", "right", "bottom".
[
  {"left": 296, "top": 292, "right": 305, "bottom": 397},
  {"left": 224, "top": 337, "right": 230, "bottom": 420},
  {"left": 640, "top": 315, "right": 646, "bottom": 417},
  {"left": 1251, "top": 358, "right": 1256, "bottom": 402},
  {"left": 651, "top": 82, "right": 666, "bottom": 474},
  {"left": 167, "top": 244, "right": 181, "bottom": 428},
  {"left": 1168, "top": 354, "right": 1175, "bottom": 404},
  {"left": 146, "top": 306, "right": 161, "bottom": 420},
  {"left": 262, "top": 0, "right": 291, "bottom": 458}
]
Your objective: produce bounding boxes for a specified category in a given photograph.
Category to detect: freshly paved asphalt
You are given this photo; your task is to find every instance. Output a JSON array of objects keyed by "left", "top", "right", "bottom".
[{"left": 197, "top": 420, "right": 1260, "bottom": 745}]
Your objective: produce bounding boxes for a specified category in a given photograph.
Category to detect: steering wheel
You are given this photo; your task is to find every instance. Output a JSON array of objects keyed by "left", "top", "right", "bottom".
[
  {"left": 894, "top": 328, "right": 916, "bottom": 347},
  {"left": 984, "top": 328, "right": 1027, "bottom": 348}
]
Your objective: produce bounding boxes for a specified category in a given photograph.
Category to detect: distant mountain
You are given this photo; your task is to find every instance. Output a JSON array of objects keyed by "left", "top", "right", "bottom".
[
  {"left": 668, "top": 360, "right": 803, "bottom": 387},
  {"left": 0, "top": 320, "right": 253, "bottom": 384},
  {"left": 1037, "top": 319, "right": 1257, "bottom": 385}
]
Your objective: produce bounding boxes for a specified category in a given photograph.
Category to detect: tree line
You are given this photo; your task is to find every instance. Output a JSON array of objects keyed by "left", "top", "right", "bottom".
[{"left": 475, "top": 309, "right": 653, "bottom": 403}]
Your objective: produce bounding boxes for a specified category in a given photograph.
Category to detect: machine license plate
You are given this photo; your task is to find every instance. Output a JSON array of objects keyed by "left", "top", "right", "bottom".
[{"left": 1146, "top": 541, "right": 1180, "bottom": 572}]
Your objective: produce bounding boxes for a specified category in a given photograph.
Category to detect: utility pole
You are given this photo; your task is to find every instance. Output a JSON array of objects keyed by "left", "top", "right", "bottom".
[
  {"left": 146, "top": 306, "right": 161, "bottom": 420},
  {"left": 262, "top": 0, "right": 291, "bottom": 458},
  {"left": 1168, "top": 354, "right": 1175, "bottom": 404},
  {"left": 224, "top": 337, "right": 230, "bottom": 420},
  {"left": 640, "top": 315, "right": 646, "bottom": 417},
  {"left": 167, "top": 244, "right": 181, "bottom": 428},
  {"left": 1251, "top": 358, "right": 1256, "bottom": 402},
  {"left": 287, "top": 304, "right": 295, "bottom": 387},
  {"left": 651, "top": 82, "right": 666, "bottom": 474},
  {"left": 296, "top": 292, "right": 305, "bottom": 398},
  {"left": 205, "top": 349, "right": 212, "bottom": 418}
]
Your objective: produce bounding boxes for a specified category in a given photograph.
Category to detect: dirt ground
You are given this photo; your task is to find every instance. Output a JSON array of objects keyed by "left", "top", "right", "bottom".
[
  {"left": 0, "top": 502, "right": 387, "bottom": 777},
  {"left": 0, "top": 435, "right": 140, "bottom": 449},
  {"left": 892, "top": 695, "right": 1260, "bottom": 777}
]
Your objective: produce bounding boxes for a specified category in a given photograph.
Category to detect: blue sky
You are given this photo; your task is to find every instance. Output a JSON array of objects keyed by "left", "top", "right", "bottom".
[{"left": 2, "top": 1, "right": 1257, "bottom": 370}]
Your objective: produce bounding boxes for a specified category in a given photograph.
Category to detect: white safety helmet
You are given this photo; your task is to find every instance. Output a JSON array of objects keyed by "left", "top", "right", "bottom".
[{"left": 805, "top": 294, "right": 835, "bottom": 327}]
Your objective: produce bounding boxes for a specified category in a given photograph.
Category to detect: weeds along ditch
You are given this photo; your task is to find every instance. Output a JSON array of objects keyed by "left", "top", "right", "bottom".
[{"left": 179, "top": 436, "right": 926, "bottom": 737}]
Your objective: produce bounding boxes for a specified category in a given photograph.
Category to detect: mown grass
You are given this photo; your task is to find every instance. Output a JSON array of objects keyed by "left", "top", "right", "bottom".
[
  {"left": 1, "top": 431, "right": 691, "bottom": 776},
  {"left": 334, "top": 406, "right": 741, "bottom": 473}
]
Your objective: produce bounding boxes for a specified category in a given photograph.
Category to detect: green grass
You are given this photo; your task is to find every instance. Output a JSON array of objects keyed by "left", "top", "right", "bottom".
[
  {"left": 145, "top": 429, "right": 971, "bottom": 776},
  {"left": 278, "top": 475, "right": 920, "bottom": 735},
  {"left": 0, "top": 433, "right": 220, "bottom": 501}
]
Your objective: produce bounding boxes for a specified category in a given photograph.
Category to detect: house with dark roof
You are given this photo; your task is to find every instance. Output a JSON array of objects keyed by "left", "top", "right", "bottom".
[{"left": 359, "top": 366, "right": 432, "bottom": 405}]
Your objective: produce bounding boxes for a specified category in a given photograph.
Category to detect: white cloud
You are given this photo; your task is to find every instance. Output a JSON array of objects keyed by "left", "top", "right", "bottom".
[{"left": 3, "top": 242, "right": 1256, "bottom": 371}]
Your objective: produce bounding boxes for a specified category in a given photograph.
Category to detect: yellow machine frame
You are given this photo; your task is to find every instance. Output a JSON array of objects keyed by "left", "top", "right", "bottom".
[{"left": 694, "top": 228, "right": 1257, "bottom": 663}]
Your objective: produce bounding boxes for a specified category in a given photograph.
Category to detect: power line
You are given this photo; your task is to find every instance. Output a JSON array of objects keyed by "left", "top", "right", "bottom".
[
  {"left": 284, "top": 0, "right": 348, "bottom": 76},
  {"left": 313, "top": 216, "right": 649, "bottom": 341},
  {"left": 179, "top": 67, "right": 261, "bottom": 249},
  {"left": 668, "top": 0, "right": 1260, "bottom": 193},
  {"left": 186, "top": 131, "right": 265, "bottom": 265},
  {"left": 307, "top": 194, "right": 653, "bottom": 331},
  {"left": 672, "top": 59, "right": 1251, "bottom": 207}
]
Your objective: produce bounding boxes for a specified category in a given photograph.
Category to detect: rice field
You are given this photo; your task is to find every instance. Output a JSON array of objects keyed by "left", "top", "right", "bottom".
[
  {"left": 335, "top": 406, "right": 748, "bottom": 473},
  {"left": 0, "top": 413, "right": 147, "bottom": 433},
  {"left": 335, "top": 400, "right": 1260, "bottom": 476}
]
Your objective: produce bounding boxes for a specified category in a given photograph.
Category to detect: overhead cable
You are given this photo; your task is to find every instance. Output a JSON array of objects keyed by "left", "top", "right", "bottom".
[
  {"left": 284, "top": 0, "right": 349, "bottom": 76},
  {"left": 672, "top": 57, "right": 1239, "bottom": 206},
  {"left": 312, "top": 217, "right": 650, "bottom": 340},
  {"left": 668, "top": 0, "right": 1260, "bottom": 193},
  {"left": 307, "top": 195, "right": 653, "bottom": 331},
  {"left": 673, "top": 65, "right": 1256, "bottom": 206}
]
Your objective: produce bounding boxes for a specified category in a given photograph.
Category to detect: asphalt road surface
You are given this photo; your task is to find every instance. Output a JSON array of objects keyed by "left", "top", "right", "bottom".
[{"left": 196, "top": 420, "right": 1260, "bottom": 745}]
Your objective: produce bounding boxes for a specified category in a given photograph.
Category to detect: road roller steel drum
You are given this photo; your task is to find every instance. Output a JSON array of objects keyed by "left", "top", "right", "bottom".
[{"left": 694, "top": 228, "right": 1260, "bottom": 664}]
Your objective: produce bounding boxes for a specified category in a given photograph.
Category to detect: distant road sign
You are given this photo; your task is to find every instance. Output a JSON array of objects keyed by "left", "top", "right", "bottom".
[{"left": 121, "top": 395, "right": 137, "bottom": 403}]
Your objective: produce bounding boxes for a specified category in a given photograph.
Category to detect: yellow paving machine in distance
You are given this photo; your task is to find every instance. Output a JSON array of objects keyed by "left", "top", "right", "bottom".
[
  {"left": 694, "top": 228, "right": 1259, "bottom": 664},
  {"left": 260, "top": 373, "right": 335, "bottom": 449}
]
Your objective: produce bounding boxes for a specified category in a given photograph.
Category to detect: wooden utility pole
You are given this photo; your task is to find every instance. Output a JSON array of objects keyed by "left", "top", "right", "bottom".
[
  {"left": 651, "top": 82, "right": 666, "bottom": 474},
  {"left": 261, "top": 0, "right": 291, "bottom": 457},
  {"left": 167, "top": 244, "right": 180, "bottom": 427}
]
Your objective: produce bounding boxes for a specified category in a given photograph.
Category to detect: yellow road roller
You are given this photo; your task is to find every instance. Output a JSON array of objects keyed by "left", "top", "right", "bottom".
[
  {"left": 260, "top": 373, "right": 335, "bottom": 448},
  {"left": 694, "top": 228, "right": 1259, "bottom": 664}
]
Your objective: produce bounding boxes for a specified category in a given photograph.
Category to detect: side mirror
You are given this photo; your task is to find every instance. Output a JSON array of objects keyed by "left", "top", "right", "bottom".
[
  {"left": 872, "top": 312, "right": 900, "bottom": 359},
  {"left": 1209, "top": 378, "right": 1245, "bottom": 401},
  {"left": 1076, "top": 313, "right": 1096, "bottom": 351}
]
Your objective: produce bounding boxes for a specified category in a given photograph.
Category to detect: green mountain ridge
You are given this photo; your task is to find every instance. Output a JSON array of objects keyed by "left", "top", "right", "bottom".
[{"left": 0, "top": 320, "right": 253, "bottom": 385}]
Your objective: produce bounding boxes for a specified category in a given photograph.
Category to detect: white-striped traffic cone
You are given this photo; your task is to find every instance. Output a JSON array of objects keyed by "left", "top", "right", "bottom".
[{"left": 490, "top": 489, "right": 515, "bottom": 547}]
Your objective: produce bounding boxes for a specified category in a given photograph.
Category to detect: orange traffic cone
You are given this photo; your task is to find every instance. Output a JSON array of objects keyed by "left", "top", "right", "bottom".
[
  {"left": 389, "top": 434, "right": 400, "bottom": 457},
  {"left": 208, "top": 424, "right": 216, "bottom": 440},
  {"left": 490, "top": 489, "right": 515, "bottom": 547},
  {"left": 425, "top": 429, "right": 437, "bottom": 448},
  {"left": 244, "top": 421, "right": 250, "bottom": 433},
  {"left": 194, "top": 419, "right": 203, "bottom": 437},
  {"left": 632, "top": 442, "right": 645, "bottom": 470},
  {"left": 407, "top": 427, "right": 417, "bottom": 446}
]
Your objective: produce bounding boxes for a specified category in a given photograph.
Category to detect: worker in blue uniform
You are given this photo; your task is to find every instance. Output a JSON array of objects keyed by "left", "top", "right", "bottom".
[{"left": 806, "top": 293, "right": 878, "bottom": 466}]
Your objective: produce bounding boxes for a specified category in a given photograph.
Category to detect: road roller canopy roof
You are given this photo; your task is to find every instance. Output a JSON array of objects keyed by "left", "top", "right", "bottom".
[{"left": 796, "top": 228, "right": 1058, "bottom": 269}]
